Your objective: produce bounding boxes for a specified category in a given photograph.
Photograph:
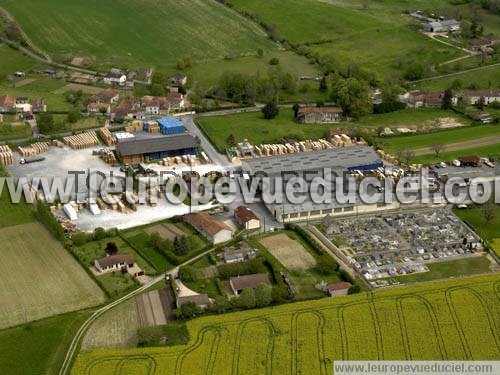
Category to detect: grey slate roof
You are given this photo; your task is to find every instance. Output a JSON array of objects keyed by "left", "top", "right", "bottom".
[
  {"left": 116, "top": 134, "right": 198, "bottom": 156},
  {"left": 241, "top": 146, "right": 381, "bottom": 176}
]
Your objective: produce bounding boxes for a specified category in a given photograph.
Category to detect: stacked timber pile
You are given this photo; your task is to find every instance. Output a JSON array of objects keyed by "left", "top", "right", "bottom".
[
  {"left": 251, "top": 139, "right": 333, "bottom": 158},
  {"left": 63, "top": 131, "right": 99, "bottom": 149},
  {"left": 95, "top": 148, "right": 117, "bottom": 164},
  {"left": 99, "top": 127, "right": 115, "bottom": 146},
  {"left": 125, "top": 120, "right": 142, "bottom": 133},
  {"left": 52, "top": 139, "right": 65, "bottom": 148},
  {"left": 0, "top": 145, "right": 13, "bottom": 166},
  {"left": 160, "top": 155, "right": 199, "bottom": 167},
  {"left": 147, "top": 122, "right": 160, "bottom": 133},
  {"left": 18, "top": 142, "right": 49, "bottom": 157}
]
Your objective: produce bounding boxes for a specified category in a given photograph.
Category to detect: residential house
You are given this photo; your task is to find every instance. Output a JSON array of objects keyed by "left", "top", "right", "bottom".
[
  {"left": 170, "top": 73, "right": 188, "bottom": 87},
  {"left": 94, "top": 254, "right": 134, "bottom": 273},
  {"left": 234, "top": 205, "right": 260, "bottom": 230},
  {"left": 326, "top": 281, "right": 352, "bottom": 297},
  {"left": 0, "top": 95, "right": 16, "bottom": 113},
  {"left": 184, "top": 211, "right": 233, "bottom": 244},
  {"left": 31, "top": 97, "right": 47, "bottom": 113},
  {"left": 222, "top": 243, "right": 257, "bottom": 264},
  {"left": 136, "top": 68, "right": 153, "bottom": 82},
  {"left": 15, "top": 96, "right": 32, "bottom": 113},
  {"left": 422, "top": 19, "right": 460, "bottom": 33},
  {"left": 103, "top": 71, "right": 127, "bottom": 86},
  {"left": 457, "top": 89, "right": 500, "bottom": 106},
  {"left": 176, "top": 294, "right": 211, "bottom": 309},
  {"left": 87, "top": 102, "right": 111, "bottom": 115},
  {"left": 111, "top": 99, "right": 140, "bottom": 121},
  {"left": 94, "top": 88, "right": 120, "bottom": 104},
  {"left": 297, "top": 106, "right": 343, "bottom": 124},
  {"left": 229, "top": 273, "right": 272, "bottom": 295}
]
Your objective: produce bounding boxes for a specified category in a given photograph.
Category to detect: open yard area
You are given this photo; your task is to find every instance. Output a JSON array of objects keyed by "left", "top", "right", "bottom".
[
  {"left": 0, "top": 222, "right": 105, "bottom": 329},
  {"left": 259, "top": 233, "right": 316, "bottom": 271},
  {"left": 72, "top": 274, "right": 500, "bottom": 374},
  {"left": 1, "top": 0, "right": 275, "bottom": 69}
]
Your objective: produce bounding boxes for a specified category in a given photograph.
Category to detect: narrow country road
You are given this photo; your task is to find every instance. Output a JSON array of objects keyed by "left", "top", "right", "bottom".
[
  {"left": 411, "top": 61, "right": 500, "bottom": 84},
  {"left": 58, "top": 245, "right": 217, "bottom": 375}
]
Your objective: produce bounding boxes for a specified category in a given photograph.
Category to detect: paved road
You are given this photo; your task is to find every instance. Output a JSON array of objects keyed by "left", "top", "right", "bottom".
[{"left": 58, "top": 245, "right": 217, "bottom": 375}]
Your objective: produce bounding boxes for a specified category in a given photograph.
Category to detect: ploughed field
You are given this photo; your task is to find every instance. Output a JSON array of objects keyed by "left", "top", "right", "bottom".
[{"left": 72, "top": 274, "right": 500, "bottom": 374}]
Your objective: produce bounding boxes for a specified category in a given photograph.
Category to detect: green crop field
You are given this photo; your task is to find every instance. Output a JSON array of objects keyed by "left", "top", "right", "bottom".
[
  {"left": 0, "top": 222, "right": 105, "bottom": 329},
  {"left": 230, "top": 0, "right": 463, "bottom": 79},
  {"left": 198, "top": 108, "right": 468, "bottom": 152},
  {"left": 72, "top": 274, "right": 500, "bottom": 374},
  {"left": 1, "top": 0, "right": 274, "bottom": 69}
]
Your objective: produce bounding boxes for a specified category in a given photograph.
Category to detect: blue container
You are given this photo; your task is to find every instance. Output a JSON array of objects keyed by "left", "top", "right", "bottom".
[{"left": 157, "top": 117, "right": 185, "bottom": 135}]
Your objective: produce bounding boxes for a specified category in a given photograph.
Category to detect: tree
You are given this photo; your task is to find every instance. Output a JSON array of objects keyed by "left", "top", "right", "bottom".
[
  {"left": 178, "top": 265, "right": 199, "bottom": 282},
  {"left": 476, "top": 96, "right": 485, "bottom": 110},
  {"left": 482, "top": 200, "right": 497, "bottom": 223},
  {"left": 151, "top": 71, "right": 166, "bottom": 86},
  {"left": 149, "top": 232, "right": 163, "bottom": 249},
  {"left": 67, "top": 110, "right": 81, "bottom": 124},
  {"left": 226, "top": 133, "right": 236, "bottom": 147},
  {"left": 176, "top": 302, "right": 202, "bottom": 320},
  {"left": 211, "top": 296, "right": 231, "bottom": 314},
  {"left": 257, "top": 48, "right": 264, "bottom": 58},
  {"left": 330, "top": 77, "right": 372, "bottom": 119},
  {"left": 431, "top": 143, "right": 445, "bottom": 157},
  {"left": 398, "top": 149, "right": 415, "bottom": 165},
  {"left": 174, "top": 235, "right": 189, "bottom": 256},
  {"left": 261, "top": 101, "right": 279, "bottom": 119},
  {"left": 255, "top": 283, "right": 273, "bottom": 307},
  {"left": 441, "top": 89, "right": 454, "bottom": 109},
  {"left": 269, "top": 57, "right": 280, "bottom": 66},
  {"left": 105, "top": 242, "right": 119, "bottom": 255},
  {"left": 319, "top": 76, "right": 328, "bottom": 92},
  {"left": 37, "top": 113, "right": 55, "bottom": 134},
  {"left": 72, "top": 232, "right": 88, "bottom": 246},
  {"left": 292, "top": 103, "right": 300, "bottom": 118},
  {"left": 236, "top": 288, "right": 256, "bottom": 309},
  {"left": 93, "top": 227, "right": 107, "bottom": 240},
  {"left": 403, "top": 62, "right": 425, "bottom": 81},
  {"left": 150, "top": 83, "right": 165, "bottom": 97},
  {"left": 314, "top": 255, "right": 338, "bottom": 275}
]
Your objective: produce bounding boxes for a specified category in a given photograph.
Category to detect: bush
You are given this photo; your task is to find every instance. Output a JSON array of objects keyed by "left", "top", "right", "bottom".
[
  {"left": 255, "top": 283, "right": 273, "bottom": 307},
  {"left": 269, "top": 57, "right": 280, "bottom": 65},
  {"left": 178, "top": 265, "right": 199, "bottom": 282},
  {"left": 314, "top": 254, "right": 339, "bottom": 275},
  {"left": 235, "top": 288, "right": 256, "bottom": 309},
  {"left": 72, "top": 232, "right": 88, "bottom": 246},
  {"left": 34, "top": 201, "right": 64, "bottom": 240},
  {"left": 217, "top": 258, "right": 267, "bottom": 279},
  {"left": 174, "top": 302, "right": 202, "bottom": 320}
]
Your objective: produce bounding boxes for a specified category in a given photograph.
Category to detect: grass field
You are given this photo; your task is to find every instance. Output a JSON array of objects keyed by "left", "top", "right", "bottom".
[
  {"left": 380, "top": 125, "right": 500, "bottom": 154},
  {"left": 72, "top": 274, "right": 500, "bottom": 374},
  {"left": 1, "top": 0, "right": 274, "bottom": 69},
  {"left": 0, "top": 184, "right": 34, "bottom": 228},
  {"left": 0, "top": 310, "right": 90, "bottom": 375},
  {"left": 0, "top": 43, "right": 37, "bottom": 76},
  {"left": 197, "top": 108, "right": 468, "bottom": 151},
  {"left": 409, "top": 143, "right": 500, "bottom": 164},
  {"left": 414, "top": 65, "right": 500, "bottom": 91},
  {"left": 0, "top": 222, "right": 105, "bottom": 329},
  {"left": 230, "top": 0, "right": 463, "bottom": 79}
]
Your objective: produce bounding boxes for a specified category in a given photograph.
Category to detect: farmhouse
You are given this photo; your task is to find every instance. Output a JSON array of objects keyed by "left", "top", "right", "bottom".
[
  {"left": 112, "top": 99, "right": 140, "bottom": 121},
  {"left": 234, "top": 205, "right": 260, "bottom": 230},
  {"left": 87, "top": 102, "right": 111, "bottom": 115},
  {"left": 406, "top": 90, "right": 448, "bottom": 108},
  {"left": 93, "top": 88, "right": 120, "bottom": 104},
  {"left": 457, "top": 89, "right": 500, "bottom": 105},
  {"left": 229, "top": 273, "right": 272, "bottom": 295},
  {"left": 115, "top": 133, "right": 198, "bottom": 163},
  {"left": 422, "top": 19, "right": 460, "bottom": 33},
  {"left": 103, "top": 71, "right": 127, "bottom": 86},
  {"left": 176, "top": 294, "right": 211, "bottom": 309},
  {"left": 0, "top": 95, "right": 16, "bottom": 113},
  {"left": 184, "top": 211, "right": 233, "bottom": 244},
  {"left": 140, "top": 94, "right": 187, "bottom": 116},
  {"left": 94, "top": 254, "right": 134, "bottom": 273},
  {"left": 326, "top": 281, "right": 352, "bottom": 297},
  {"left": 31, "top": 97, "right": 47, "bottom": 113},
  {"left": 297, "top": 106, "right": 343, "bottom": 124}
]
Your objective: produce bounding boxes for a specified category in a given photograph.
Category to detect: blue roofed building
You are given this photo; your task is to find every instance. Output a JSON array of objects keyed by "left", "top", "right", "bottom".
[{"left": 157, "top": 117, "right": 185, "bottom": 135}]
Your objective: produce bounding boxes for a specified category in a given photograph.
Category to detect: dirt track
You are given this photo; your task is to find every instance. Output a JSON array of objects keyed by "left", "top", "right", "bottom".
[{"left": 413, "top": 135, "right": 500, "bottom": 156}]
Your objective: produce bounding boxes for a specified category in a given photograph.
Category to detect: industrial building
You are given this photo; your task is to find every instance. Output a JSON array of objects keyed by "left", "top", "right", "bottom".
[
  {"left": 241, "top": 146, "right": 396, "bottom": 222},
  {"left": 115, "top": 133, "right": 198, "bottom": 164}
]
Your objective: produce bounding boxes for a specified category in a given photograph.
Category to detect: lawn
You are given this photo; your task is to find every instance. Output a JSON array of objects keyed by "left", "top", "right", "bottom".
[
  {"left": 392, "top": 255, "right": 494, "bottom": 284},
  {"left": 0, "top": 222, "right": 105, "bottom": 329},
  {"left": 72, "top": 274, "right": 500, "bottom": 373},
  {"left": 51, "top": 114, "right": 105, "bottom": 133},
  {"left": 197, "top": 108, "right": 469, "bottom": 152},
  {"left": 0, "top": 310, "right": 90, "bottom": 375},
  {"left": 1, "top": 0, "right": 275, "bottom": 69},
  {"left": 409, "top": 143, "right": 500, "bottom": 164},
  {"left": 0, "top": 43, "right": 38, "bottom": 76},
  {"left": 122, "top": 231, "right": 174, "bottom": 273},
  {"left": 0, "top": 181, "right": 35, "bottom": 228}
]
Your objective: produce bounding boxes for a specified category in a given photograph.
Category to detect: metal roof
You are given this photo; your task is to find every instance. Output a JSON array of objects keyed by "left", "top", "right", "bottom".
[
  {"left": 157, "top": 117, "right": 184, "bottom": 128},
  {"left": 241, "top": 146, "right": 381, "bottom": 176},
  {"left": 116, "top": 134, "right": 197, "bottom": 156}
]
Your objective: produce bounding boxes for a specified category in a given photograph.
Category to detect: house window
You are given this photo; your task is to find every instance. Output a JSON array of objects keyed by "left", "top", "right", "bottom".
[
  {"left": 334, "top": 208, "right": 342, "bottom": 213},
  {"left": 323, "top": 208, "right": 332, "bottom": 214},
  {"left": 299, "top": 212, "right": 308, "bottom": 217},
  {"left": 290, "top": 213, "right": 299, "bottom": 218},
  {"left": 344, "top": 206, "right": 354, "bottom": 212},
  {"left": 310, "top": 210, "right": 321, "bottom": 216}
]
